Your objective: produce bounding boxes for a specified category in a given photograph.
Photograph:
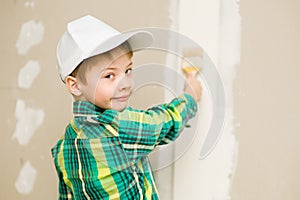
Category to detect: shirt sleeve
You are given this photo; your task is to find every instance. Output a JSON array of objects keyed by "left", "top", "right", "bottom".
[{"left": 117, "top": 93, "right": 197, "bottom": 160}]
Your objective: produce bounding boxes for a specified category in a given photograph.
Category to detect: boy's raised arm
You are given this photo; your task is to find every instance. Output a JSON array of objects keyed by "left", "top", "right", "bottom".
[{"left": 118, "top": 93, "right": 197, "bottom": 160}]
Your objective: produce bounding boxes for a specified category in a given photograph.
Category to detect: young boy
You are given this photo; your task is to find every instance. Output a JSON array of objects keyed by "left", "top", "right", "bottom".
[{"left": 51, "top": 15, "right": 201, "bottom": 200}]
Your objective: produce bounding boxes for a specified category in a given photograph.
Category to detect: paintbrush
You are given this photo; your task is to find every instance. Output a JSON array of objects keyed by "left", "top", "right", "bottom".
[{"left": 181, "top": 47, "right": 203, "bottom": 77}]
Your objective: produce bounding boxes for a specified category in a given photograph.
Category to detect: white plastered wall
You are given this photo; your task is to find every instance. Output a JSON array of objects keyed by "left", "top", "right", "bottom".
[{"left": 171, "top": 0, "right": 240, "bottom": 199}]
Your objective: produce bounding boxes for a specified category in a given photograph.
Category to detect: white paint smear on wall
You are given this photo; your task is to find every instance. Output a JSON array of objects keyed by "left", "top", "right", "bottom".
[
  {"left": 15, "top": 161, "right": 37, "bottom": 195},
  {"left": 16, "top": 20, "right": 44, "bottom": 55},
  {"left": 18, "top": 60, "right": 40, "bottom": 89},
  {"left": 12, "top": 99, "right": 44, "bottom": 145},
  {"left": 172, "top": 0, "right": 241, "bottom": 199}
]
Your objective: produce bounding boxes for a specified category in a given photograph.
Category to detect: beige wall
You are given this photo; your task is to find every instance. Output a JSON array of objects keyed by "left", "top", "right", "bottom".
[{"left": 231, "top": 0, "right": 300, "bottom": 199}]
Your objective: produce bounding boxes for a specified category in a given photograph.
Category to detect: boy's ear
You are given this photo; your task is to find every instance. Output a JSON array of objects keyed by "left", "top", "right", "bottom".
[{"left": 65, "top": 76, "right": 82, "bottom": 96}]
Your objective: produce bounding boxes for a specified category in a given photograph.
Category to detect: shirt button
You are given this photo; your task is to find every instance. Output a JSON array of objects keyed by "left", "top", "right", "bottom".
[{"left": 131, "top": 162, "right": 135, "bottom": 168}]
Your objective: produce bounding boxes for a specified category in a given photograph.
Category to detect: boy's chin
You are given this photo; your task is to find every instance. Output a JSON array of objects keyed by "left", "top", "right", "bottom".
[{"left": 111, "top": 102, "right": 128, "bottom": 112}]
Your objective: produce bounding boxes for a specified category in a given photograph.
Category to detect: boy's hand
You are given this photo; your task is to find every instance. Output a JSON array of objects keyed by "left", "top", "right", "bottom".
[{"left": 183, "top": 71, "right": 202, "bottom": 102}]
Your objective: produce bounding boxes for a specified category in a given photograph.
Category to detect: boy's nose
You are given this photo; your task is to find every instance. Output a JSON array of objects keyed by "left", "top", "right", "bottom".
[{"left": 118, "top": 77, "right": 133, "bottom": 91}]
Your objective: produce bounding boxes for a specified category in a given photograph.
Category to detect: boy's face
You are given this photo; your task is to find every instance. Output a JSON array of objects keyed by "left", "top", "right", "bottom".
[{"left": 77, "top": 52, "right": 134, "bottom": 111}]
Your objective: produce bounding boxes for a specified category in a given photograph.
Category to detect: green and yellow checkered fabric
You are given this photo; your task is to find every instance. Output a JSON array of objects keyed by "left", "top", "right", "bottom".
[{"left": 51, "top": 94, "right": 197, "bottom": 200}]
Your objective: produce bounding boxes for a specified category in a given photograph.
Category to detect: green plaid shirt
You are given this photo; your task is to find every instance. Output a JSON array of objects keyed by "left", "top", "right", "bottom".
[{"left": 51, "top": 94, "right": 197, "bottom": 200}]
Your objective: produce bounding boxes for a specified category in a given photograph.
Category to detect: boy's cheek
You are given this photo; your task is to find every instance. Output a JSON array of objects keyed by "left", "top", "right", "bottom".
[
  {"left": 130, "top": 79, "right": 135, "bottom": 90},
  {"left": 96, "top": 80, "right": 111, "bottom": 92}
]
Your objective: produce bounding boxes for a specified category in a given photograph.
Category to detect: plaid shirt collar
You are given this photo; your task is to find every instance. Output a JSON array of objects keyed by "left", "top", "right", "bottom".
[{"left": 73, "top": 101, "right": 119, "bottom": 124}]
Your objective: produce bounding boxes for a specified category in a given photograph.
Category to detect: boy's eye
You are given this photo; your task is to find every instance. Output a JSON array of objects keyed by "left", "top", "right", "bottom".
[
  {"left": 104, "top": 74, "right": 114, "bottom": 79},
  {"left": 125, "top": 68, "right": 133, "bottom": 75}
]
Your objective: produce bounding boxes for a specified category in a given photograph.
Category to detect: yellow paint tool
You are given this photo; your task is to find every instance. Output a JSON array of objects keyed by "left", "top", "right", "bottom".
[
  {"left": 181, "top": 47, "right": 203, "bottom": 77},
  {"left": 182, "top": 66, "right": 201, "bottom": 77}
]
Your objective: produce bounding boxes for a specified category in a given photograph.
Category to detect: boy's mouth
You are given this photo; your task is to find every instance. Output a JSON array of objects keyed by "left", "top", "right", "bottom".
[{"left": 111, "top": 94, "right": 131, "bottom": 102}]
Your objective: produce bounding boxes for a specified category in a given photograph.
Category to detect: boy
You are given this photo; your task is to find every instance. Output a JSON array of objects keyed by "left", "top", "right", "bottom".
[{"left": 51, "top": 15, "right": 201, "bottom": 200}]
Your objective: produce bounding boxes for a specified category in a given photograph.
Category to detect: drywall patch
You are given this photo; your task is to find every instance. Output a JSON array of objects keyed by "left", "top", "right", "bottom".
[
  {"left": 16, "top": 20, "right": 44, "bottom": 55},
  {"left": 15, "top": 161, "right": 37, "bottom": 195},
  {"left": 12, "top": 99, "right": 44, "bottom": 145},
  {"left": 18, "top": 60, "right": 40, "bottom": 89}
]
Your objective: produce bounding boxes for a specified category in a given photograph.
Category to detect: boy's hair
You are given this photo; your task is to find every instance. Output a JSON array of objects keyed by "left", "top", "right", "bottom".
[{"left": 69, "top": 41, "right": 133, "bottom": 85}]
